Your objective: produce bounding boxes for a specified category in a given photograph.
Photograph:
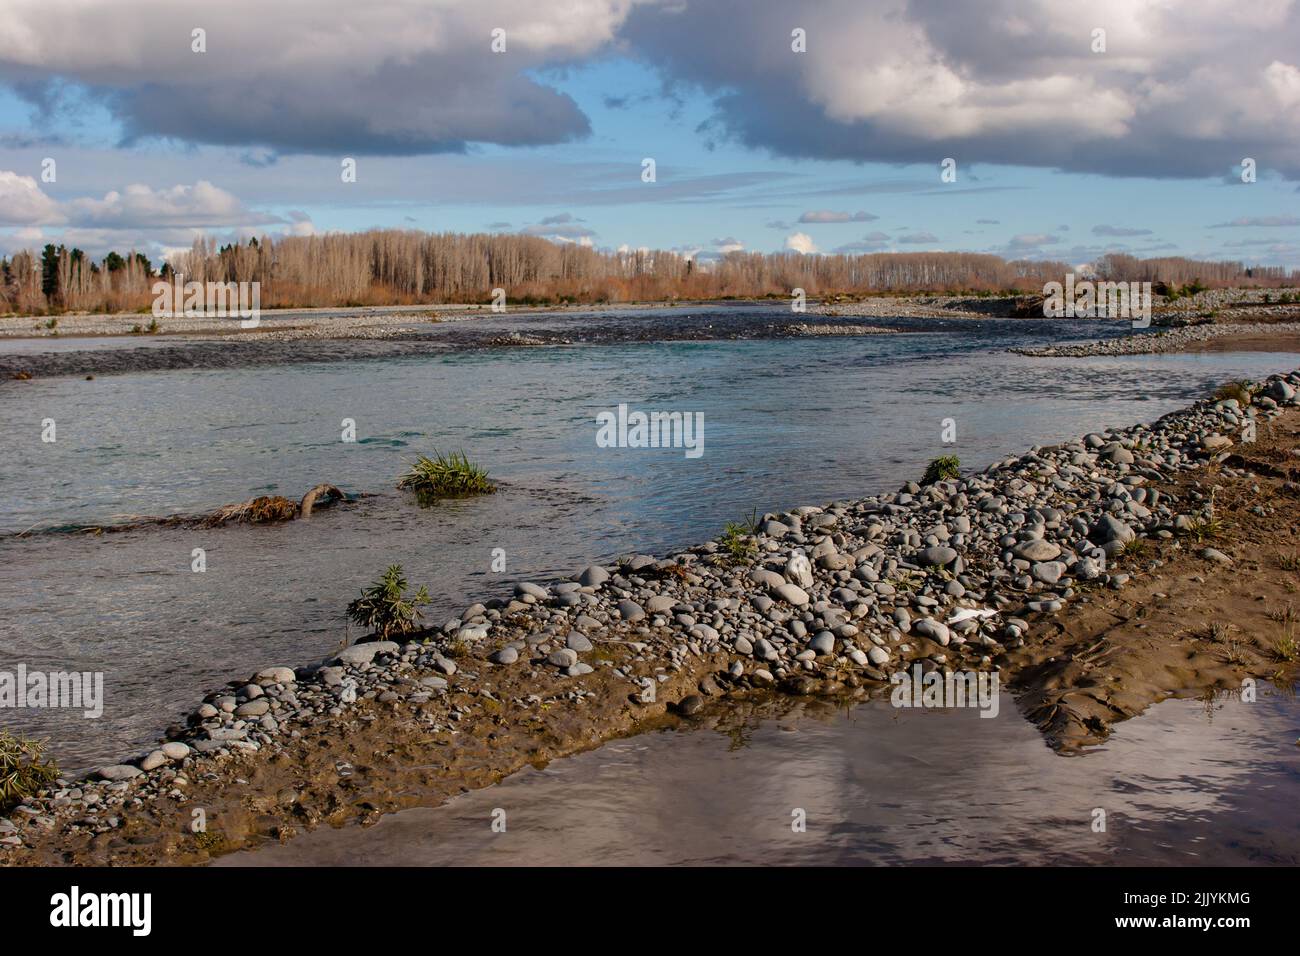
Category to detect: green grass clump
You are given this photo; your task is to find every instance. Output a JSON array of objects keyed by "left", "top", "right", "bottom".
[
  {"left": 1274, "top": 627, "right": 1299, "bottom": 664},
  {"left": 922, "top": 455, "right": 961, "bottom": 484},
  {"left": 346, "top": 565, "right": 430, "bottom": 640},
  {"left": 398, "top": 450, "right": 496, "bottom": 500},
  {"left": 1184, "top": 513, "right": 1224, "bottom": 543},
  {"left": 717, "top": 510, "right": 759, "bottom": 565},
  {"left": 0, "top": 731, "right": 59, "bottom": 811},
  {"left": 1119, "top": 537, "right": 1148, "bottom": 558}
]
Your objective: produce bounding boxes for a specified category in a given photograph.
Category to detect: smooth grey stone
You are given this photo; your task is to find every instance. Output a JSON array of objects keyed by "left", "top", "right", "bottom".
[
  {"left": 566, "top": 633, "right": 594, "bottom": 652},
  {"left": 577, "top": 565, "right": 609, "bottom": 587},
  {"left": 1012, "top": 539, "right": 1061, "bottom": 561},
  {"left": 912, "top": 618, "right": 951, "bottom": 646},
  {"left": 913, "top": 546, "right": 957, "bottom": 567},
  {"left": 234, "top": 698, "right": 270, "bottom": 717},
  {"left": 772, "top": 582, "right": 810, "bottom": 606},
  {"left": 96, "top": 765, "right": 142, "bottom": 781},
  {"left": 617, "top": 599, "right": 646, "bottom": 621},
  {"left": 140, "top": 751, "right": 168, "bottom": 772},
  {"left": 750, "top": 568, "right": 786, "bottom": 589},
  {"left": 488, "top": 647, "right": 519, "bottom": 665},
  {"left": 548, "top": 649, "right": 579, "bottom": 668},
  {"left": 1090, "top": 515, "right": 1135, "bottom": 544},
  {"left": 809, "top": 631, "right": 835, "bottom": 655}
]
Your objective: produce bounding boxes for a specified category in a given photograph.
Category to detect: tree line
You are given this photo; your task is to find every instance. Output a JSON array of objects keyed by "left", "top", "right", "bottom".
[{"left": 3, "top": 231, "right": 1296, "bottom": 316}]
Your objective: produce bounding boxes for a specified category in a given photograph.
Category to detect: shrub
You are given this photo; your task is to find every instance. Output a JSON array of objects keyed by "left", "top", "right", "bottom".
[
  {"left": 922, "top": 455, "right": 961, "bottom": 484},
  {"left": 398, "top": 451, "right": 496, "bottom": 500},
  {"left": 0, "top": 731, "right": 59, "bottom": 811},
  {"left": 346, "top": 565, "right": 430, "bottom": 640}
]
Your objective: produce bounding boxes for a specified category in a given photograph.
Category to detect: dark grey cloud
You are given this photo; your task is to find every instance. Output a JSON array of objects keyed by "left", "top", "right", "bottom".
[{"left": 0, "top": 1, "right": 620, "bottom": 155}]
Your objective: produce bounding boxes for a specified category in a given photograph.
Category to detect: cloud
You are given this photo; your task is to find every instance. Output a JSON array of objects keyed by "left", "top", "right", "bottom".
[
  {"left": 0, "top": 169, "right": 302, "bottom": 256},
  {"left": 0, "top": 170, "right": 61, "bottom": 225},
  {"left": 1093, "top": 225, "right": 1154, "bottom": 236},
  {"left": 898, "top": 231, "right": 939, "bottom": 244},
  {"left": 1007, "top": 232, "right": 1059, "bottom": 248},
  {"left": 713, "top": 236, "right": 744, "bottom": 252},
  {"left": 1209, "top": 216, "right": 1300, "bottom": 227},
  {"left": 621, "top": 0, "right": 1300, "bottom": 179},
  {"left": 0, "top": 0, "right": 643, "bottom": 155},
  {"left": 785, "top": 231, "right": 817, "bottom": 254},
  {"left": 833, "top": 231, "right": 890, "bottom": 253},
  {"left": 797, "top": 209, "right": 878, "bottom": 223},
  {"left": 519, "top": 215, "right": 598, "bottom": 242},
  {"left": 975, "top": 218, "right": 1000, "bottom": 224},
  {"left": 66, "top": 181, "right": 280, "bottom": 229},
  {"left": 0, "top": 171, "right": 275, "bottom": 230}
]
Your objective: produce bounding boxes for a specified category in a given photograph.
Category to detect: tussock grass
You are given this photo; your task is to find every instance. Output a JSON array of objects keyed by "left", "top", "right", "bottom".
[
  {"left": 1273, "top": 626, "right": 1300, "bottom": 664},
  {"left": 0, "top": 731, "right": 59, "bottom": 811},
  {"left": 1267, "top": 602, "right": 1298, "bottom": 626},
  {"left": 398, "top": 451, "right": 496, "bottom": 500},
  {"left": 345, "top": 565, "right": 430, "bottom": 640},
  {"left": 922, "top": 455, "right": 961, "bottom": 485},
  {"left": 1119, "top": 537, "right": 1148, "bottom": 558}
]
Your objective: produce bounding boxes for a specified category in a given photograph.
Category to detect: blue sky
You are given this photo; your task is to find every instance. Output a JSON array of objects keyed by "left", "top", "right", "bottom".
[{"left": 1, "top": 0, "right": 1297, "bottom": 268}]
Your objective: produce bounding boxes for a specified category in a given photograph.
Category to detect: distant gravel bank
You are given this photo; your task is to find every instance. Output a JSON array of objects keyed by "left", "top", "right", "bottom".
[{"left": 1012, "top": 321, "right": 1300, "bottom": 357}]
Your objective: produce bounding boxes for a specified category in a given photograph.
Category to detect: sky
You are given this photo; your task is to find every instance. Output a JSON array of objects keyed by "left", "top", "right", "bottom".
[{"left": 0, "top": 0, "right": 1297, "bottom": 269}]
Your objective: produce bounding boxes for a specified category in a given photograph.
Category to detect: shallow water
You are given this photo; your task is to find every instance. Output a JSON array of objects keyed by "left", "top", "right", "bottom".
[
  {"left": 218, "top": 685, "right": 1300, "bottom": 867},
  {"left": 1, "top": 308, "right": 1297, "bottom": 770}
]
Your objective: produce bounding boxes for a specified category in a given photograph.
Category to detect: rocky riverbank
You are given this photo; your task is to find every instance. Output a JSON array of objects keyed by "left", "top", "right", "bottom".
[
  {"left": 820, "top": 287, "right": 1300, "bottom": 325},
  {"left": 4, "top": 369, "right": 1299, "bottom": 865},
  {"left": 1012, "top": 320, "right": 1300, "bottom": 357}
]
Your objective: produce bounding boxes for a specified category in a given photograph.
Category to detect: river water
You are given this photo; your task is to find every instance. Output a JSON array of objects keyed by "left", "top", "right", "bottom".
[
  {"left": 1, "top": 306, "right": 1298, "bottom": 775},
  {"left": 218, "top": 686, "right": 1300, "bottom": 866}
]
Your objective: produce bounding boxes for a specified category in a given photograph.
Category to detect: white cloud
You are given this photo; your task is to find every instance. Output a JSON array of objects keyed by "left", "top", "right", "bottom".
[
  {"left": 0, "top": 169, "right": 303, "bottom": 256},
  {"left": 0, "top": 170, "right": 62, "bottom": 225},
  {"left": 785, "top": 231, "right": 817, "bottom": 254}
]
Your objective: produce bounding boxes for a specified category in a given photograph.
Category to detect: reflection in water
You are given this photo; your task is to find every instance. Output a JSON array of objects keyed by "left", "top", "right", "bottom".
[{"left": 220, "top": 686, "right": 1300, "bottom": 867}]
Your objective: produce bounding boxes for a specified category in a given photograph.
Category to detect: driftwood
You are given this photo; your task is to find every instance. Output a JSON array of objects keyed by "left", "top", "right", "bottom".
[
  {"left": 298, "top": 483, "right": 345, "bottom": 518},
  {"left": 4, "top": 484, "right": 356, "bottom": 538},
  {"left": 201, "top": 484, "right": 348, "bottom": 527}
]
